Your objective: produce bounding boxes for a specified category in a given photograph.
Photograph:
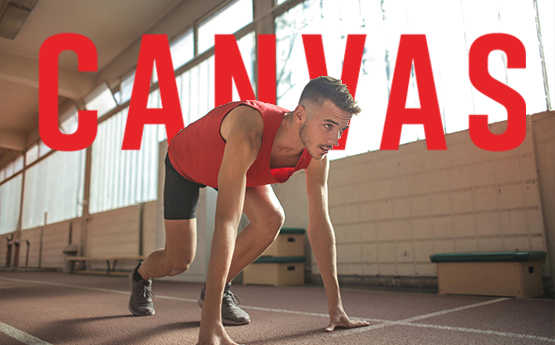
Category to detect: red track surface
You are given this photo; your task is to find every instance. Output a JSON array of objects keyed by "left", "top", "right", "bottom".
[{"left": 0, "top": 271, "right": 553, "bottom": 344}]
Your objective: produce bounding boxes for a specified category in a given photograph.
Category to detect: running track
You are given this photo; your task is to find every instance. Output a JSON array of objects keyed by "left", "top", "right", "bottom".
[{"left": 0, "top": 271, "right": 553, "bottom": 344}]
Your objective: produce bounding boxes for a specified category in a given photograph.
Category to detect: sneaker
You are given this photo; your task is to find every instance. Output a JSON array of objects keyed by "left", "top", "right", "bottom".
[
  {"left": 128, "top": 263, "right": 155, "bottom": 316},
  {"left": 198, "top": 283, "right": 251, "bottom": 325}
]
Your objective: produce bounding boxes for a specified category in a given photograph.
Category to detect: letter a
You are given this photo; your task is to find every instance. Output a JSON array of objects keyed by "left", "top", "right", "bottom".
[
  {"left": 122, "top": 35, "right": 184, "bottom": 150},
  {"left": 380, "top": 35, "right": 446, "bottom": 150}
]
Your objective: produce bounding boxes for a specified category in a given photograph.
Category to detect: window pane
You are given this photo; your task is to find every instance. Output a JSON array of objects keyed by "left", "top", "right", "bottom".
[
  {"left": 14, "top": 155, "right": 23, "bottom": 173},
  {"left": 5, "top": 162, "right": 14, "bottom": 179},
  {"left": 26, "top": 144, "right": 39, "bottom": 165},
  {"left": 538, "top": 0, "right": 554, "bottom": 109},
  {"left": 275, "top": 0, "right": 551, "bottom": 160},
  {"left": 86, "top": 87, "right": 118, "bottom": 118},
  {"left": 39, "top": 140, "right": 51, "bottom": 157},
  {"left": 22, "top": 151, "right": 85, "bottom": 229},
  {"left": 198, "top": 0, "right": 253, "bottom": 54},
  {"left": 121, "top": 73, "right": 136, "bottom": 104},
  {"left": 171, "top": 29, "right": 194, "bottom": 69},
  {"left": 90, "top": 109, "right": 160, "bottom": 214},
  {"left": 61, "top": 112, "right": 79, "bottom": 135},
  {"left": 0, "top": 173, "right": 22, "bottom": 234}
]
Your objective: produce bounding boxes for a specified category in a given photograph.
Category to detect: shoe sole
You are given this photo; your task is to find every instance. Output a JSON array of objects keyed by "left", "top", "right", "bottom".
[{"left": 197, "top": 298, "right": 250, "bottom": 326}]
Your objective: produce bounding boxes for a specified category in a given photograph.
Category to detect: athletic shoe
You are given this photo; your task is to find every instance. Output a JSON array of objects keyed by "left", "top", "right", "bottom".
[
  {"left": 128, "top": 263, "right": 155, "bottom": 316},
  {"left": 198, "top": 283, "right": 251, "bottom": 325}
]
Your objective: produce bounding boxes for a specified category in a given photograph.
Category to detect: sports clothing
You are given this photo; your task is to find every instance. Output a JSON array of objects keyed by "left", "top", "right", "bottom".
[
  {"left": 168, "top": 100, "right": 312, "bottom": 189},
  {"left": 163, "top": 153, "right": 205, "bottom": 220}
]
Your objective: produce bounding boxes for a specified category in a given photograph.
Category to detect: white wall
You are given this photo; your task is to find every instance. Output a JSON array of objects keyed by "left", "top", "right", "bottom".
[{"left": 274, "top": 113, "right": 552, "bottom": 287}]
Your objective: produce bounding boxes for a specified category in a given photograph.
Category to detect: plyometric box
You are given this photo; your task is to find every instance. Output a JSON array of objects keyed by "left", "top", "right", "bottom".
[
  {"left": 262, "top": 228, "right": 305, "bottom": 257},
  {"left": 430, "top": 251, "right": 547, "bottom": 298},
  {"left": 243, "top": 256, "right": 306, "bottom": 286}
]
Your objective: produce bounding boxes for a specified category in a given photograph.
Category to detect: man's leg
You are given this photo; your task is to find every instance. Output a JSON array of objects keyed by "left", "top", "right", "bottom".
[
  {"left": 227, "top": 185, "right": 285, "bottom": 282},
  {"left": 197, "top": 185, "right": 284, "bottom": 324},
  {"left": 138, "top": 219, "right": 197, "bottom": 279},
  {"left": 129, "top": 219, "right": 197, "bottom": 316}
]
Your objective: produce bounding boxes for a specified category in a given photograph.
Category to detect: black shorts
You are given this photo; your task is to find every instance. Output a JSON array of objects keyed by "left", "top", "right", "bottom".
[{"left": 164, "top": 154, "right": 206, "bottom": 220}]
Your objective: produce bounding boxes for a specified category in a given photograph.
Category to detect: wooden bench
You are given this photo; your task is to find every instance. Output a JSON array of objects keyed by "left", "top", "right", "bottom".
[
  {"left": 67, "top": 256, "right": 146, "bottom": 275},
  {"left": 430, "top": 251, "right": 547, "bottom": 298}
]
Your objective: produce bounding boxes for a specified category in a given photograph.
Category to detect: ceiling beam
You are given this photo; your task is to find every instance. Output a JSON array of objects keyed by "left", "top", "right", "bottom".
[
  {"left": 0, "top": 128, "right": 26, "bottom": 151},
  {"left": 0, "top": 50, "right": 96, "bottom": 100}
]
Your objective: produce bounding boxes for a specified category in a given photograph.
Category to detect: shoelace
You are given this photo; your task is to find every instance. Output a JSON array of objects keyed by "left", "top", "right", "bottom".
[
  {"left": 223, "top": 290, "right": 241, "bottom": 306},
  {"left": 136, "top": 282, "right": 155, "bottom": 299}
]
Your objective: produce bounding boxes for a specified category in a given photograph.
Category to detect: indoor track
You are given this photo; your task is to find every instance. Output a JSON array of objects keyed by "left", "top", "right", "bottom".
[{"left": 0, "top": 271, "right": 553, "bottom": 345}]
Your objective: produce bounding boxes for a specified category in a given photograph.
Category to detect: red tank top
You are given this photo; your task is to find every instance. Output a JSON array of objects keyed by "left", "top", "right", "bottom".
[{"left": 167, "top": 100, "right": 312, "bottom": 189}]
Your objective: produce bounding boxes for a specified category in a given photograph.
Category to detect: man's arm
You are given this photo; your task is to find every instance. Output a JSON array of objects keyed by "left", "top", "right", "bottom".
[
  {"left": 305, "top": 156, "right": 369, "bottom": 332},
  {"left": 198, "top": 107, "right": 263, "bottom": 344}
]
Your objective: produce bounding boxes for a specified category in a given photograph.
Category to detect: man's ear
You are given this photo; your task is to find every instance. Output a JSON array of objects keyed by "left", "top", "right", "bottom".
[{"left": 293, "top": 104, "right": 306, "bottom": 124}]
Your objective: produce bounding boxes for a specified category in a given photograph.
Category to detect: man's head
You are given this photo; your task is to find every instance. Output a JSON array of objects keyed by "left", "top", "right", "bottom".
[
  {"left": 299, "top": 76, "right": 361, "bottom": 116},
  {"left": 295, "top": 77, "right": 361, "bottom": 160}
]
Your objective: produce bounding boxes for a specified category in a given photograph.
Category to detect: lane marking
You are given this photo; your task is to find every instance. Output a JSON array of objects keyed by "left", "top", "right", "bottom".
[
  {"left": 0, "top": 321, "right": 53, "bottom": 345},
  {"left": 2, "top": 277, "right": 554, "bottom": 343},
  {"left": 401, "top": 297, "right": 510, "bottom": 323},
  {"left": 335, "top": 298, "right": 509, "bottom": 337},
  {"left": 0, "top": 277, "right": 197, "bottom": 303},
  {"left": 403, "top": 323, "right": 555, "bottom": 343},
  {"left": 0, "top": 277, "right": 383, "bottom": 322}
]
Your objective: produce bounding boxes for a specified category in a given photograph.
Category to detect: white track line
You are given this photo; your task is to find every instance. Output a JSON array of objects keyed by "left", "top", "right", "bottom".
[
  {"left": 2, "top": 277, "right": 554, "bottom": 343},
  {"left": 0, "top": 321, "right": 53, "bottom": 345},
  {"left": 335, "top": 298, "right": 509, "bottom": 336}
]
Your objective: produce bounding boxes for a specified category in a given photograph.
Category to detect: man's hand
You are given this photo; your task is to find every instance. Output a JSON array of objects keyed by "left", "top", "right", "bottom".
[{"left": 325, "top": 308, "right": 370, "bottom": 332}]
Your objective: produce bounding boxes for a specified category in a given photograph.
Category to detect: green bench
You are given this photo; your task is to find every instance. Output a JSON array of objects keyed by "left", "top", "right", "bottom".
[{"left": 430, "top": 251, "right": 547, "bottom": 298}]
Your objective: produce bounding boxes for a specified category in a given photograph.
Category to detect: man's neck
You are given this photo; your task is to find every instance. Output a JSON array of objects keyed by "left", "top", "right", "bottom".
[{"left": 272, "top": 112, "right": 304, "bottom": 158}]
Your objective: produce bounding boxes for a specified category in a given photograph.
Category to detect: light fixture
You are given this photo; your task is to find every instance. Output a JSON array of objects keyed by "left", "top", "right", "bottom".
[{"left": 0, "top": 0, "right": 38, "bottom": 40}]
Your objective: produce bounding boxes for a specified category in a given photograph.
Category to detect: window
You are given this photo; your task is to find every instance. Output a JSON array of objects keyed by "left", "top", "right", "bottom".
[
  {"left": 13, "top": 155, "right": 23, "bottom": 174},
  {"left": 38, "top": 140, "right": 51, "bottom": 157},
  {"left": 276, "top": 0, "right": 551, "bottom": 159},
  {"left": 89, "top": 108, "right": 165, "bottom": 214},
  {"left": 22, "top": 150, "right": 85, "bottom": 229},
  {"left": 4, "top": 161, "right": 14, "bottom": 179},
  {"left": 198, "top": 0, "right": 253, "bottom": 54},
  {"left": 0, "top": 174, "right": 22, "bottom": 234},
  {"left": 85, "top": 83, "right": 118, "bottom": 118},
  {"left": 26, "top": 143, "right": 39, "bottom": 165},
  {"left": 120, "top": 72, "right": 136, "bottom": 104},
  {"left": 171, "top": 29, "right": 194, "bottom": 70}
]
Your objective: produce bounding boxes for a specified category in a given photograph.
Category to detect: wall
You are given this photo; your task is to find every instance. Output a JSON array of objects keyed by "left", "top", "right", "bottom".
[
  {"left": 0, "top": 219, "right": 81, "bottom": 269},
  {"left": 531, "top": 111, "right": 555, "bottom": 288},
  {"left": 274, "top": 113, "right": 552, "bottom": 289}
]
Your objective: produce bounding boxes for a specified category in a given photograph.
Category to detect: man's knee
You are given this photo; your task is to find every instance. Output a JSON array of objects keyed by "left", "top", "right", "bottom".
[
  {"left": 162, "top": 256, "right": 192, "bottom": 276},
  {"left": 261, "top": 207, "right": 285, "bottom": 242}
]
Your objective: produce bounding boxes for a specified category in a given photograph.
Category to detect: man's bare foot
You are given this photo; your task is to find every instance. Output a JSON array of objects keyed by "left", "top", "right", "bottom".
[{"left": 197, "top": 323, "right": 242, "bottom": 345}]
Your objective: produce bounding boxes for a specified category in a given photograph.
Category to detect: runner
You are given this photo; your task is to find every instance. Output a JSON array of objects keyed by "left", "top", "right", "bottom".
[{"left": 128, "top": 76, "right": 370, "bottom": 345}]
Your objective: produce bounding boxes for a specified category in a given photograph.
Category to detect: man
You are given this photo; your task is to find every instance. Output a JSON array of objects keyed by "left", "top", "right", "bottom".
[{"left": 128, "top": 76, "right": 370, "bottom": 345}]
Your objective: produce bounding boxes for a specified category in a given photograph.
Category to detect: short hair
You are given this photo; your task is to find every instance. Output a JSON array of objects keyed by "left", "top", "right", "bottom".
[{"left": 299, "top": 76, "right": 361, "bottom": 115}]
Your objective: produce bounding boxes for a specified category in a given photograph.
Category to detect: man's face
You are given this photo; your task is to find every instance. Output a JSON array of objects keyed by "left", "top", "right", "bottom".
[{"left": 299, "top": 99, "right": 352, "bottom": 160}]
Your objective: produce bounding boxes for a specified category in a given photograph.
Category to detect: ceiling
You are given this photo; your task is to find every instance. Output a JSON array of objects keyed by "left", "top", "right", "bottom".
[{"left": 0, "top": 0, "right": 183, "bottom": 164}]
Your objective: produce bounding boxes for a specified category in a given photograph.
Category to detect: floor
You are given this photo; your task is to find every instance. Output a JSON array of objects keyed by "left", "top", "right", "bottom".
[{"left": 0, "top": 271, "right": 554, "bottom": 345}]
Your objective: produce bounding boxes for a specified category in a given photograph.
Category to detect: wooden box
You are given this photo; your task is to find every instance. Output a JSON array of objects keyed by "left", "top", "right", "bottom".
[
  {"left": 431, "top": 251, "right": 546, "bottom": 298},
  {"left": 262, "top": 228, "right": 305, "bottom": 257},
  {"left": 243, "top": 256, "right": 305, "bottom": 286}
]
